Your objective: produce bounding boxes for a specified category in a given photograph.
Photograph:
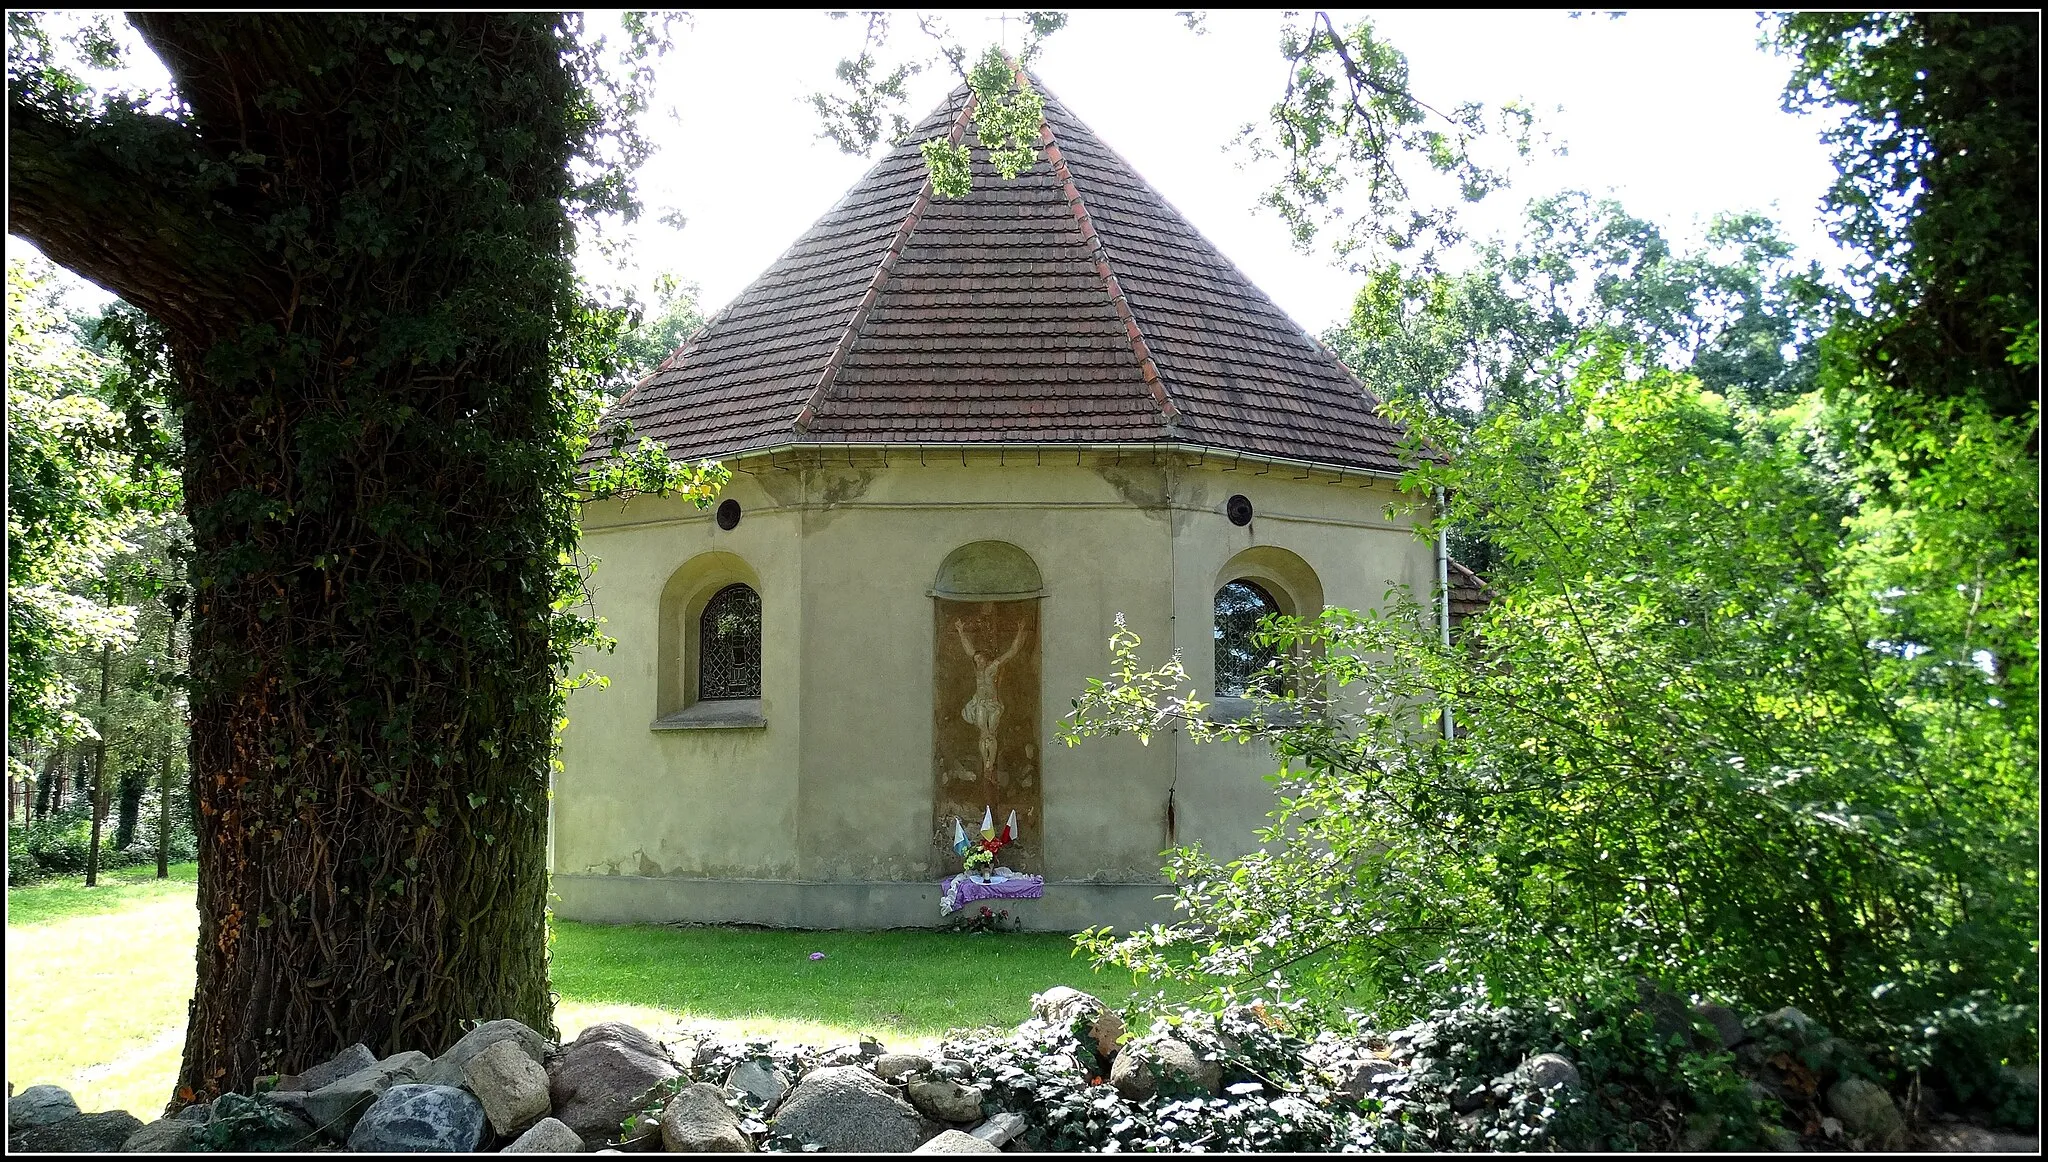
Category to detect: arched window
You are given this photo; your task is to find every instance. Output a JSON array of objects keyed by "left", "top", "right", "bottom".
[
  {"left": 697, "top": 584, "right": 761, "bottom": 700},
  {"left": 1214, "top": 579, "right": 1284, "bottom": 697}
]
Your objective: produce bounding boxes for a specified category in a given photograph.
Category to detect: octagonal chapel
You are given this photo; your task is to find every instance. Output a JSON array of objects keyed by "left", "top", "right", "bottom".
[{"left": 554, "top": 76, "right": 1450, "bottom": 931}]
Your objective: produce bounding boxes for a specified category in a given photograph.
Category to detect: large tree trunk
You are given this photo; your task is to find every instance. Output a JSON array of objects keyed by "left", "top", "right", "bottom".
[
  {"left": 9, "top": 14, "right": 578, "bottom": 1098},
  {"left": 85, "top": 643, "right": 113, "bottom": 887},
  {"left": 35, "top": 749, "right": 59, "bottom": 817},
  {"left": 115, "top": 770, "right": 148, "bottom": 851},
  {"left": 156, "top": 746, "right": 175, "bottom": 878}
]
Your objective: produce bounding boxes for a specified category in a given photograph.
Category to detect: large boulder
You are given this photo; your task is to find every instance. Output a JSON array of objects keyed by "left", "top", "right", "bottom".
[
  {"left": 1030, "top": 987, "right": 1125, "bottom": 1061},
  {"left": 10, "top": 1110, "right": 145, "bottom": 1153},
  {"left": 121, "top": 1116, "right": 201, "bottom": 1153},
  {"left": 915, "top": 1128, "right": 1002, "bottom": 1154},
  {"left": 660, "top": 1083, "right": 750, "bottom": 1152},
  {"left": 302, "top": 1049, "right": 431, "bottom": 1139},
  {"left": 276, "top": 1043, "right": 377, "bottom": 1092},
  {"left": 725, "top": 1058, "right": 792, "bottom": 1111},
  {"left": 504, "top": 1116, "right": 587, "bottom": 1152},
  {"left": 1109, "top": 1037, "right": 1221, "bottom": 1102},
  {"left": 905, "top": 1079, "right": 984, "bottom": 1124},
  {"left": 346, "top": 1083, "right": 488, "bottom": 1153},
  {"left": 1827, "top": 1077, "right": 1904, "bottom": 1151},
  {"left": 464, "top": 1037, "right": 553, "bottom": 1137},
  {"left": 547, "top": 1022, "right": 681, "bottom": 1148},
  {"left": 417, "top": 1018, "right": 550, "bottom": 1087},
  {"left": 8, "top": 1084, "right": 80, "bottom": 1127},
  {"left": 770, "top": 1065, "right": 922, "bottom": 1153}
]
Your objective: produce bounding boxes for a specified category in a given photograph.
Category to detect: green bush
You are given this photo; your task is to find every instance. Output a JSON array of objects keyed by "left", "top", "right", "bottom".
[
  {"left": 7, "top": 804, "right": 197, "bottom": 885},
  {"left": 1065, "top": 355, "right": 2037, "bottom": 1063}
]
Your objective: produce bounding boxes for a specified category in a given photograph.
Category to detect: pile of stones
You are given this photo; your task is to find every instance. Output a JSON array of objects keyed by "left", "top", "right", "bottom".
[{"left": 5, "top": 986, "right": 2037, "bottom": 1153}]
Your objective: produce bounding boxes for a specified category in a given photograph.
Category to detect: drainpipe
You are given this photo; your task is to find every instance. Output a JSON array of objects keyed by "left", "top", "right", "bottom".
[{"left": 1435, "top": 487, "right": 1455, "bottom": 741}]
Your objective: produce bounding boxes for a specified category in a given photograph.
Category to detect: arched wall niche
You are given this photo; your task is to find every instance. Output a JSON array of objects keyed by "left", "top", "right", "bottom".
[
  {"left": 930, "top": 540, "right": 1044, "bottom": 874},
  {"left": 1211, "top": 545, "right": 1325, "bottom": 703},
  {"left": 931, "top": 540, "right": 1044, "bottom": 600},
  {"left": 1213, "top": 545, "right": 1323, "bottom": 619},
  {"left": 657, "top": 550, "right": 762, "bottom": 718}
]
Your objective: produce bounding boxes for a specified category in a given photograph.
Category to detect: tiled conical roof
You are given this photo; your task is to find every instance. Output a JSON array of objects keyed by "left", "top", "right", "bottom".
[{"left": 605, "top": 75, "right": 1412, "bottom": 475}]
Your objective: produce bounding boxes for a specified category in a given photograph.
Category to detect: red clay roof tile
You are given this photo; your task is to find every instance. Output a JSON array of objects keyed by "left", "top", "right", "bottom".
[{"left": 597, "top": 76, "right": 1413, "bottom": 475}]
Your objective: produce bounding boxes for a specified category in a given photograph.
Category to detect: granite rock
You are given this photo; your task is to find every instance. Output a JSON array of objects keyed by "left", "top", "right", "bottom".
[
  {"left": 11, "top": 1110, "right": 145, "bottom": 1153},
  {"left": 417, "top": 1018, "right": 550, "bottom": 1087},
  {"left": 660, "top": 1083, "right": 750, "bottom": 1152},
  {"left": 276, "top": 1043, "right": 377, "bottom": 1092},
  {"left": 1827, "top": 1077, "right": 1904, "bottom": 1151},
  {"left": 771, "top": 1065, "right": 921, "bottom": 1153},
  {"left": 8, "top": 1084, "right": 80, "bottom": 1127},
  {"left": 302, "top": 1049, "right": 431, "bottom": 1139},
  {"left": 725, "top": 1058, "right": 792, "bottom": 1112},
  {"left": 346, "top": 1083, "right": 487, "bottom": 1153},
  {"left": 905, "top": 1079, "right": 985, "bottom": 1124},
  {"left": 1520, "top": 1053, "right": 1583, "bottom": 1092},
  {"left": 969, "top": 1113, "right": 1027, "bottom": 1147},
  {"left": 503, "top": 1116, "right": 587, "bottom": 1153},
  {"left": 463, "top": 1037, "right": 553, "bottom": 1137},
  {"left": 547, "top": 1022, "right": 680, "bottom": 1148},
  {"left": 874, "top": 1054, "right": 933, "bottom": 1082},
  {"left": 915, "top": 1128, "right": 1002, "bottom": 1153},
  {"left": 1109, "top": 1037, "right": 1220, "bottom": 1102},
  {"left": 120, "top": 1116, "right": 200, "bottom": 1153}
]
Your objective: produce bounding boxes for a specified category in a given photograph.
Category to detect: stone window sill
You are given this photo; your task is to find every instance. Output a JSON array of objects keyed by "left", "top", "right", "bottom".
[
  {"left": 652, "top": 699, "right": 766, "bottom": 730},
  {"left": 1206, "top": 696, "right": 1306, "bottom": 727}
]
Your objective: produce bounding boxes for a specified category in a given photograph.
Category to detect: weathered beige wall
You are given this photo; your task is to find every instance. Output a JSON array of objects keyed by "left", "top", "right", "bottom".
[{"left": 554, "top": 449, "right": 1438, "bottom": 928}]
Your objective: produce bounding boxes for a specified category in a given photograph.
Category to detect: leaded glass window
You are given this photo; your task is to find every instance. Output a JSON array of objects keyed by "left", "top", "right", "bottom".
[
  {"left": 1214, "top": 579, "right": 1283, "bottom": 697},
  {"left": 698, "top": 584, "right": 761, "bottom": 700}
]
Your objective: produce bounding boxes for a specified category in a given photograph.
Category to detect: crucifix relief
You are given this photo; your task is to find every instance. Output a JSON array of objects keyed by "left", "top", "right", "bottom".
[{"left": 931, "top": 541, "right": 1043, "bottom": 873}]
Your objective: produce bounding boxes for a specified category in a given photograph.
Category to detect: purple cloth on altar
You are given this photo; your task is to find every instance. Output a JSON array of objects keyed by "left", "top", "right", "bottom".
[{"left": 940, "top": 871, "right": 1045, "bottom": 915}]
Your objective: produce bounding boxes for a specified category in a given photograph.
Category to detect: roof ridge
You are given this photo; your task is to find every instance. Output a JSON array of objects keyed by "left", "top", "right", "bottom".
[
  {"left": 1033, "top": 82, "right": 1179, "bottom": 426},
  {"left": 793, "top": 89, "right": 978, "bottom": 434},
  {"left": 1030, "top": 73, "right": 1359, "bottom": 386}
]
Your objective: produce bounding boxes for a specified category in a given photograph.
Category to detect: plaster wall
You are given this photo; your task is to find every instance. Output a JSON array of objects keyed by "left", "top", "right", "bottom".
[{"left": 553, "top": 449, "right": 1437, "bottom": 930}]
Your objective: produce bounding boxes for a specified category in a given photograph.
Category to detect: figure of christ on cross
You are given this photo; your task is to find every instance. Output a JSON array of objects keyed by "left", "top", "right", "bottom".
[{"left": 955, "top": 614, "right": 1027, "bottom": 811}]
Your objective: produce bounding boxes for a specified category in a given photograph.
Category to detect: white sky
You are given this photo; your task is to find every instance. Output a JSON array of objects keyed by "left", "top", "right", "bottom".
[
  {"left": 612, "top": 9, "right": 1845, "bottom": 333},
  {"left": 12, "top": 10, "right": 1846, "bottom": 334}
]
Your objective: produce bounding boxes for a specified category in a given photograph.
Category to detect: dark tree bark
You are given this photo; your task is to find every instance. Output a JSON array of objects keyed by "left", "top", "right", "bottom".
[
  {"left": 115, "top": 769, "right": 149, "bottom": 850},
  {"left": 36, "top": 750, "right": 59, "bottom": 817},
  {"left": 85, "top": 643, "right": 113, "bottom": 887},
  {"left": 10, "top": 14, "right": 576, "bottom": 1098}
]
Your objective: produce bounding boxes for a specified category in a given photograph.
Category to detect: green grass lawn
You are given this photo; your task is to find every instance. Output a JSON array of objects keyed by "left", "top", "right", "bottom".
[{"left": 6, "top": 865, "right": 1156, "bottom": 1119}]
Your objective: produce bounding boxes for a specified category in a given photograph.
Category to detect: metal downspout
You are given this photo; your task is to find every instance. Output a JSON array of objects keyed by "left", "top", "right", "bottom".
[{"left": 1436, "top": 487, "right": 1455, "bottom": 741}]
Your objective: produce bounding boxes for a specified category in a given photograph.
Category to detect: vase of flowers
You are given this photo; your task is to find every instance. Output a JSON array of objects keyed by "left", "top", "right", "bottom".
[{"left": 963, "top": 832, "right": 1009, "bottom": 884}]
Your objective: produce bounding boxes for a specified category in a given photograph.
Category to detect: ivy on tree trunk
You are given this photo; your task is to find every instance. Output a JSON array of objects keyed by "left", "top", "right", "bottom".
[{"left": 6, "top": 14, "right": 636, "bottom": 1099}]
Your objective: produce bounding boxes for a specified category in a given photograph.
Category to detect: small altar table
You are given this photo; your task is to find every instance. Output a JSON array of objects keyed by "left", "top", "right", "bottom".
[{"left": 940, "top": 868, "right": 1045, "bottom": 916}]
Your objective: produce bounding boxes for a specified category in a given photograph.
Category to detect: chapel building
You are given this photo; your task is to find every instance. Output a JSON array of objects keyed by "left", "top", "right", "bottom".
[{"left": 554, "top": 77, "right": 1446, "bottom": 931}]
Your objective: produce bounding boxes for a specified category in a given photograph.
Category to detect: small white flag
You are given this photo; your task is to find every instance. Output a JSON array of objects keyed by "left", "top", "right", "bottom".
[
  {"left": 1005, "top": 809, "right": 1019, "bottom": 843},
  {"left": 980, "top": 806, "right": 995, "bottom": 839}
]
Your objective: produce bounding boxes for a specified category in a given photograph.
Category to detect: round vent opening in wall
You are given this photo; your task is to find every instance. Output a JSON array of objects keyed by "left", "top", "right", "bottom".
[
  {"left": 1226, "top": 494, "right": 1254, "bottom": 527},
  {"left": 716, "top": 499, "right": 742, "bottom": 530}
]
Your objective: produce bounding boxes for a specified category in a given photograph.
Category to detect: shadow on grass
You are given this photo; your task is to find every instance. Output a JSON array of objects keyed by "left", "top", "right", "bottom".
[
  {"left": 549, "top": 921, "right": 1164, "bottom": 1041},
  {"left": 6, "top": 861, "right": 198, "bottom": 927}
]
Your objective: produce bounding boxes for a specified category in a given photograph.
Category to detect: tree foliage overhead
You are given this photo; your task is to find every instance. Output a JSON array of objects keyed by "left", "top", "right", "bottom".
[
  {"left": 8, "top": 12, "right": 720, "bottom": 1100},
  {"left": 1329, "top": 193, "right": 1826, "bottom": 428},
  {"left": 6, "top": 257, "right": 179, "bottom": 768},
  {"left": 1773, "top": 12, "right": 2038, "bottom": 434}
]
